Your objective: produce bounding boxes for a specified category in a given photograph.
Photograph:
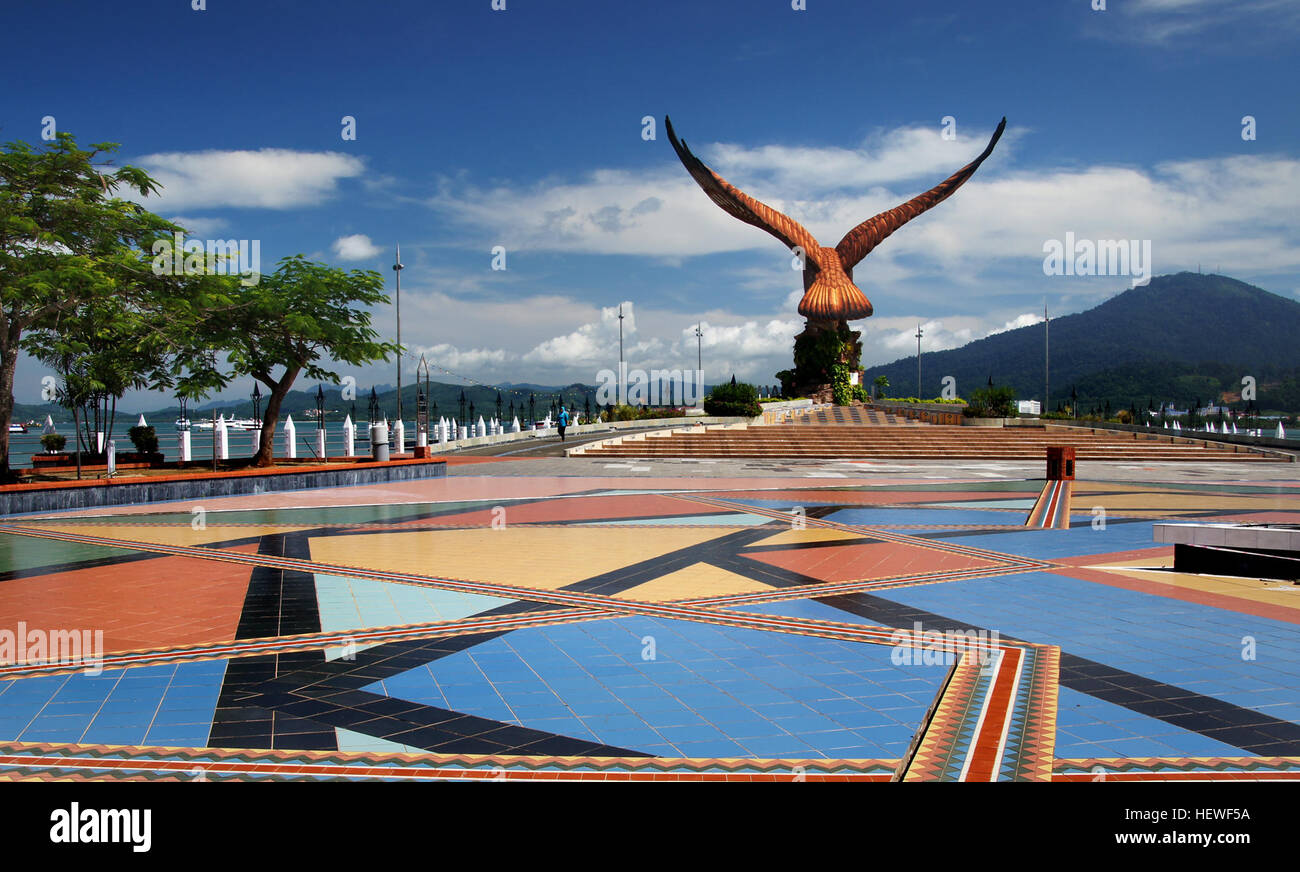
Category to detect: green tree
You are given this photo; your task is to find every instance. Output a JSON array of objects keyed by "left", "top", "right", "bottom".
[
  {"left": 0, "top": 132, "right": 178, "bottom": 478},
  {"left": 703, "top": 381, "right": 761, "bottom": 418},
  {"left": 209, "top": 255, "right": 396, "bottom": 466}
]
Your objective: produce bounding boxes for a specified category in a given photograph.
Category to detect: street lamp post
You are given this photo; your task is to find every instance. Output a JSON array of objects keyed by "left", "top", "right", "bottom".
[
  {"left": 393, "top": 245, "right": 404, "bottom": 426},
  {"left": 915, "top": 324, "right": 923, "bottom": 397}
]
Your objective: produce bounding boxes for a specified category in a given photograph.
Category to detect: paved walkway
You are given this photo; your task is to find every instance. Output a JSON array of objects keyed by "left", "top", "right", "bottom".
[{"left": 0, "top": 456, "right": 1295, "bottom": 780}]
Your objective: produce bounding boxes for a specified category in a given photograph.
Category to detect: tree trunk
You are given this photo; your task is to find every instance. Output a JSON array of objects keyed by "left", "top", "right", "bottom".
[
  {"left": 0, "top": 345, "right": 17, "bottom": 482},
  {"left": 254, "top": 366, "right": 301, "bottom": 467}
]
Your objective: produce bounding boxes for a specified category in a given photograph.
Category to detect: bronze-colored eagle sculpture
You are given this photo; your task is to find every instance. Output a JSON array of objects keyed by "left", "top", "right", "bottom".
[{"left": 666, "top": 115, "right": 1006, "bottom": 323}]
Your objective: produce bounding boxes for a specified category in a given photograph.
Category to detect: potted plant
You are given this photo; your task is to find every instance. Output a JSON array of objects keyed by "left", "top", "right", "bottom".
[{"left": 40, "top": 433, "right": 66, "bottom": 453}]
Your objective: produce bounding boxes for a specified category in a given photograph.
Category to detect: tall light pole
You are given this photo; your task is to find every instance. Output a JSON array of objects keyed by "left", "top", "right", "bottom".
[
  {"left": 618, "top": 304, "right": 625, "bottom": 367},
  {"left": 915, "top": 323, "right": 923, "bottom": 397},
  {"left": 694, "top": 322, "right": 703, "bottom": 374},
  {"left": 1044, "top": 300, "right": 1050, "bottom": 411},
  {"left": 393, "top": 244, "right": 404, "bottom": 424}
]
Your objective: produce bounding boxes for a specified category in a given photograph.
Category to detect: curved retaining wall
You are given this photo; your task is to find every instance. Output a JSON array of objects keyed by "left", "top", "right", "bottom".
[{"left": 0, "top": 459, "right": 446, "bottom": 516}]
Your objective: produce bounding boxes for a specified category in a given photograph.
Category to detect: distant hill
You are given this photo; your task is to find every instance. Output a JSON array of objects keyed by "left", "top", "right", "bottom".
[{"left": 861, "top": 273, "right": 1300, "bottom": 413}]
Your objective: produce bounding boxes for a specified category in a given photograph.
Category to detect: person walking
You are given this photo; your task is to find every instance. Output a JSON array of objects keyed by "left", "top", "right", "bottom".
[{"left": 557, "top": 405, "right": 569, "bottom": 442}]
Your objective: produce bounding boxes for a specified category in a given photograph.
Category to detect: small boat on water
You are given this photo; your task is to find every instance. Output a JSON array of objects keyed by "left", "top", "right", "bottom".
[
  {"left": 8, "top": 423, "right": 28, "bottom": 434},
  {"left": 180, "top": 417, "right": 262, "bottom": 431}
]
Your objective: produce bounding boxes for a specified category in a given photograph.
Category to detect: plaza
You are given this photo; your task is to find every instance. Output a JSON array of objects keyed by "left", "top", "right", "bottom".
[{"left": 0, "top": 448, "right": 1295, "bottom": 781}]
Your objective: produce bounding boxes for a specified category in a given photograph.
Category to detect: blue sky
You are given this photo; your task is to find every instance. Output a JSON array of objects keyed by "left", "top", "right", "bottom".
[{"left": 4, "top": 0, "right": 1298, "bottom": 408}]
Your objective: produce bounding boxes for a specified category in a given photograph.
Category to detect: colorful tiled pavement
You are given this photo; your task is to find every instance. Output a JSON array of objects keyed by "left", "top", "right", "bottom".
[{"left": 0, "top": 471, "right": 1296, "bottom": 781}]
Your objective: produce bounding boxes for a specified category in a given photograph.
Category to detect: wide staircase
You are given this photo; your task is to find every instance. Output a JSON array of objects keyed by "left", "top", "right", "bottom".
[
  {"left": 793, "top": 406, "right": 919, "bottom": 426},
  {"left": 578, "top": 420, "right": 1276, "bottom": 462}
]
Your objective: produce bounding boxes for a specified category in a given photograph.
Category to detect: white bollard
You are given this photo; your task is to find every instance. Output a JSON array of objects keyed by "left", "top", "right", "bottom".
[
  {"left": 394, "top": 420, "right": 405, "bottom": 454},
  {"left": 417, "top": 427, "right": 428, "bottom": 448},
  {"left": 316, "top": 426, "right": 326, "bottom": 459},
  {"left": 284, "top": 415, "right": 297, "bottom": 459},
  {"left": 477, "top": 416, "right": 486, "bottom": 438},
  {"left": 216, "top": 415, "right": 230, "bottom": 460},
  {"left": 512, "top": 416, "right": 521, "bottom": 433},
  {"left": 180, "top": 429, "right": 192, "bottom": 462},
  {"left": 343, "top": 415, "right": 356, "bottom": 457}
]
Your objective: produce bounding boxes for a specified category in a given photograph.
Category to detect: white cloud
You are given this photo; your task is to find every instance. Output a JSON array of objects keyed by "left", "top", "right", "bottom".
[
  {"left": 133, "top": 149, "right": 365, "bottom": 210},
  {"left": 707, "top": 121, "right": 1011, "bottom": 193},
  {"left": 167, "top": 215, "right": 229, "bottom": 236},
  {"left": 523, "top": 302, "right": 639, "bottom": 368},
  {"left": 1095, "top": 0, "right": 1300, "bottom": 45},
  {"left": 332, "top": 233, "right": 382, "bottom": 260},
  {"left": 428, "top": 130, "right": 1300, "bottom": 284}
]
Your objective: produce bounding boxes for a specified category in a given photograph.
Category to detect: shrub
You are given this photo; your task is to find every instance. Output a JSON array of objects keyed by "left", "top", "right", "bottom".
[
  {"left": 830, "top": 364, "right": 852, "bottom": 406},
  {"left": 703, "top": 381, "right": 762, "bottom": 418},
  {"left": 128, "top": 425, "right": 159, "bottom": 454},
  {"left": 610, "top": 405, "right": 686, "bottom": 421},
  {"left": 40, "top": 433, "right": 66, "bottom": 453},
  {"left": 964, "top": 385, "right": 1017, "bottom": 418}
]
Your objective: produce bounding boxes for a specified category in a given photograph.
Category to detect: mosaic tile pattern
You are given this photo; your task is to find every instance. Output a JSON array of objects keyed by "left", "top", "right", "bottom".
[{"left": 0, "top": 472, "right": 1296, "bottom": 780}]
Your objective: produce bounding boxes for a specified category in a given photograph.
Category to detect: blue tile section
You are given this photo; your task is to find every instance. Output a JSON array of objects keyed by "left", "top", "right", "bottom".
[
  {"left": 827, "top": 507, "right": 1030, "bottom": 527},
  {"left": 868, "top": 570, "right": 1300, "bottom": 734},
  {"left": 0, "top": 660, "right": 227, "bottom": 746},
  {"left": 367, "top": 616, "right": 947, "bottom": 759},
  {"left": 928, "top": 521, "right": 1157, "bottom": 560},
  {"left": 1054, "top": 686, "right": 1247, "bottom": 758}
]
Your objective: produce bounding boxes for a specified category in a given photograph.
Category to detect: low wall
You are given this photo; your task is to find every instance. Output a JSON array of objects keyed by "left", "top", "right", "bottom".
[
  {"left": 0, "top": 458, "right": 446, "bottom": 516},
  {"left": 566, "top": 421, "right": 757, "bottom": 456},
  {"left": 1037, "top": 420, "right": 1296, "bottom": 461},
  {"left": 865, "top": 401, "right": 967, "bottom": 426},
  {"left": 433, "top": 416, "right": 750, "bottom": 452}
]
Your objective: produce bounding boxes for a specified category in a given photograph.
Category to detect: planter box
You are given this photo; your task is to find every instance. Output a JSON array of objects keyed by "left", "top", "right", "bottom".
[{"left": 30, "top": 452, "right": 165, "bottom": 470}]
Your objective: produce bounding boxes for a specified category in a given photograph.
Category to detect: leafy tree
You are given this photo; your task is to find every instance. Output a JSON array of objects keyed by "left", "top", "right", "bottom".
[
  {"left": 704, "top": 381, "right": 761, "bottom": 417},
  {"left": 207, "top": 255, "right": 396, "bottom": 466},
  {"left": 0, "top": 132, "right": 178, "bottom": 478},
  {"left": 964, "top": 384, "right": 1017, "bottom": 418}
]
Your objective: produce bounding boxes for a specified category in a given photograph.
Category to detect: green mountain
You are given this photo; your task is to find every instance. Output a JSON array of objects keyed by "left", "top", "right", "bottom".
[{"left": 861, "top": 273, "right": 1300, "bottom": 413}]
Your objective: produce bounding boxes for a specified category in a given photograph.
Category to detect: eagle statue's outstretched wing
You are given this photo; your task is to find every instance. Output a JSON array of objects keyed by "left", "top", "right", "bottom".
[
  {"left": 666, "top": 115, "right": 825, "bottom": 267},
  {"left": 835, "top": 117, "right": 1006, "bottom": 269}
]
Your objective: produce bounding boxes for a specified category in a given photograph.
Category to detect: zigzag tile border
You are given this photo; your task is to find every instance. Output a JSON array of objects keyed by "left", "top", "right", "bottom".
[
  {"left": 1054, "top": 757, "right": 1300, "bottom": 781},
  {"left": 0, "top": 741, "right": 896, "bottom": 782}
]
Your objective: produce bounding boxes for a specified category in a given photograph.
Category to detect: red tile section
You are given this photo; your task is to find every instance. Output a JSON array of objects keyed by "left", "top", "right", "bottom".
[
  {"left": 0, "top": 545, "right": 258, "bottom": 654},
  {"left": 744, "top": 540, "right": 1000, "bottom": 582}
]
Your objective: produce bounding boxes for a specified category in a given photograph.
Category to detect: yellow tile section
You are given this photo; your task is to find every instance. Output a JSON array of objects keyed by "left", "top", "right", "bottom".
[
  {"left": 308, "top": 527, "right": 736, "bottom": 590},
  {"left": 1088, "top": 556, "right": 1300, "bottom": 613},
  {"left": 748, "top": 528, "right": 865, "bottom": 547},
  {"left": 17, "top": 522, "right": 304, "bottom": 548},
  {"left": 613, "top": 562, "right": 770, "bottom": 602}
]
